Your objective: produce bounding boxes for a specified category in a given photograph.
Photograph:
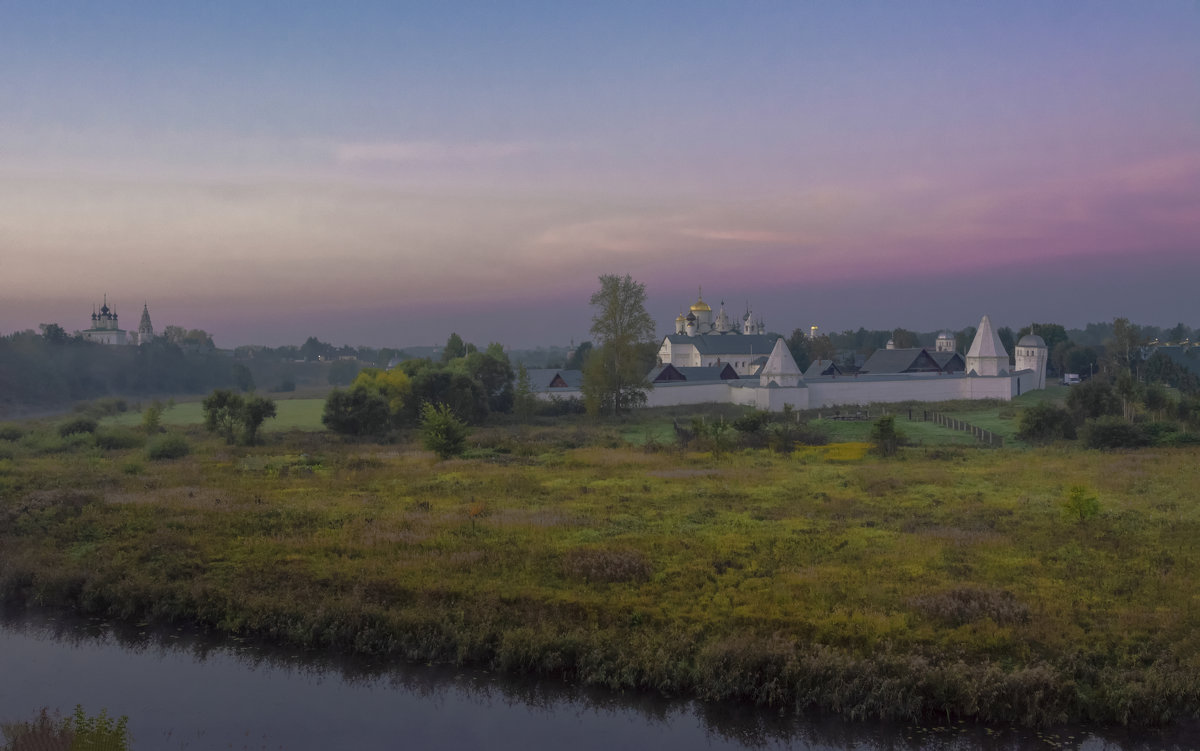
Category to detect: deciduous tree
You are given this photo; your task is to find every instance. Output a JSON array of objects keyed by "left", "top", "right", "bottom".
[{"left": 581, "top": 274, "right": 655, "bottom": 415}]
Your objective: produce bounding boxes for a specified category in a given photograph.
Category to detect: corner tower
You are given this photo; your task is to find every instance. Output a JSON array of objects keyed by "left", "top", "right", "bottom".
[
  {"left": 965, "top": 315, "right": 1009, "bottom": 376},
  {"left": 1015, "top": 332, "right": 1048, "bottom": 389}
]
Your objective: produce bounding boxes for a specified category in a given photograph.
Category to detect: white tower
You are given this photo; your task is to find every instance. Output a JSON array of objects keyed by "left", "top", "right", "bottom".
[
  {"left": 965, "top": 315, "right": 1009, "bottom": 376},
  {"left": 1015, "top": 333, "right": 1048, "bottom": 390},
  {"left": 759, "top": 338, "right": 803, "bottom": 388}
]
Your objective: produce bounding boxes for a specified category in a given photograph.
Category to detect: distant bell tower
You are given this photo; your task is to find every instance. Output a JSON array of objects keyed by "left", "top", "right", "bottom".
[{"left": 138, "top": 302, "right": 154, "bottom": 345}]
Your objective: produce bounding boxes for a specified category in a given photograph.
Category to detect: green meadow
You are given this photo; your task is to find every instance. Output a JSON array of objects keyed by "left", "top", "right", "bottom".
[
  {"left": 105, "top": 397, "right": 328, "bottom": 432},
  {"left": 1, "top": 405, "right": 1198, "bottom": 729}
]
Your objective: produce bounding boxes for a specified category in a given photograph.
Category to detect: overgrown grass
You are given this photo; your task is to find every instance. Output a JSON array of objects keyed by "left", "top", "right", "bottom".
[{"left": 1, "top": 418, "right": 1198, "bottom": 730}]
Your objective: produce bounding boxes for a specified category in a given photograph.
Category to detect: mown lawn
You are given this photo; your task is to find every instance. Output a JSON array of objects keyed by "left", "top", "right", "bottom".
[{"left": 2, "top": 419, "right": 1198, "bottom": 729}]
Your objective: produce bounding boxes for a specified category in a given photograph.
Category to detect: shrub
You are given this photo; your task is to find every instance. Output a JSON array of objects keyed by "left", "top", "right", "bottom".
[
  {"left": 1016, "top": 402, "right": 1077, "bottom": 443},
  {"left": 1081, "top": 416, "right": 1149, "bottom": 449},
  {"left": 0, "top": 705, "right": 129, "bottom": 751},
  {"left": 420, "top": 402, "right": 469, "bottom": 459},
  {"left": 323, "top": 386, "right": 391, "bottom": 437},
  {"left": 272, "top": 377, "right": 297, "bottom": 393},
  {"left": 562, "top": 547, "right": 651, "bottom": 583},
  {"left": 57, "top": 417, "right": 98, "bottom": 437},
  {"left": 141, "top": 402, "right": 164, "bottom": 434},
  {"left": 94, "top": 427, "right": 145, "bottom": 451},
  {"left": 869, "top": 415, "right": 904, "bottom": 456},
  {"left": 146, "top": 434, "right": 190, "bottom": 460},
  {"left": 0, "top": 423, "right": 23, "bottom": 442},
  {"left": 1062, "top": 485, "right": 1100, "bottom": 522}
]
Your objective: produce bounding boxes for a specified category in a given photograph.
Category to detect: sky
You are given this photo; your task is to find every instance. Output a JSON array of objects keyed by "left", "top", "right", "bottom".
[{"left": 2, "top": 1, "right": 1198, "bottom": 349}]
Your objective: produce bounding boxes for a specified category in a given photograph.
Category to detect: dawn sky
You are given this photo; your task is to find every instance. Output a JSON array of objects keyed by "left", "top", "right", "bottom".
[{"left": 2, "top": 1, "right": 1198, "bottom": 348}]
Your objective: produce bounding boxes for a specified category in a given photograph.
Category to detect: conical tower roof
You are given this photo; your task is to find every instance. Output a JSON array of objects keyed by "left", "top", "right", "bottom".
[
  {"left": 760, "top": 337, "right": 802, "bottom": 378},
  {"left": 966, "top": 314, "right": 1007, "bottom": 359}
]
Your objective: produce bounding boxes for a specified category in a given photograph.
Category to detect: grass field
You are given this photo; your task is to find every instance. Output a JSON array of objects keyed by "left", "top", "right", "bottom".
[
  {"left": 105, "top": 397, "right": 328, "bottom": 432},
  {"left": 2, "top": 413, "right": 1199, "bottom": 729}
]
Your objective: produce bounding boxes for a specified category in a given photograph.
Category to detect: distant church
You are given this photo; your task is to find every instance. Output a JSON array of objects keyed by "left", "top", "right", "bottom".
[{"left": 80, "top": 296, "right": 154, "bottom": 346}]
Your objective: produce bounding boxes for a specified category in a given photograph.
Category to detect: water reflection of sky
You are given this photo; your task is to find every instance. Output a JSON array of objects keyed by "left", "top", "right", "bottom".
[{"left": 0, "top": 613, "right": 1192, "bottom": 750}]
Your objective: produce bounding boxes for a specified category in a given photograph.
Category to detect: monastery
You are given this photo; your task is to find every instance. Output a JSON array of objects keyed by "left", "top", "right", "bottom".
[
  {"left": 534, "top": 291, "right": 1048, "bottom": 412},
  {"left": 79, "top": 296, "right": 155, "bottom": 346}
]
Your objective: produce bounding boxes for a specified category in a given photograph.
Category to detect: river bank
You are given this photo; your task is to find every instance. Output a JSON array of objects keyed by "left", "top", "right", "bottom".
[{"left": 1, "top": 422, "right": 1198, "bottom": 730}]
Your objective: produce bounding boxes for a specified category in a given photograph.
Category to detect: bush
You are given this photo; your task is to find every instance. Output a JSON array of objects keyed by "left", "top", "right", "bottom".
[
  {"left": 0, "top": 705, "right": 129, "bottom": 751},
  {"left": 141, "top": 402, "right": 164, "bottom": 434},
  {"left": 1062, "top": 485, "right": 1100, "bottom": 522},
  {"left": 94, "top": 427, "right": 145, "bottom": 450},
  {"left": 57, "top": 417, "right": 98, "bottom": 437},
  {"left": 1016, "top": 402, "right": 1077, "bottom": 443},
  {"left": 421, "top": 402, "right": 469, "bottom": 459},
  {"left": 146, "top": 434, "right": 190, "bottom": 460},
  {"left": 271, "top": 377, "right": 297, "bottom": 393},
  {"left": 0, "top": 423, "right": 23, "bottom": 441},
  {"left": 323, "top": 386, "right": 391, "bottom": 437},
  {"left": 1081, "top": 416, "right": 1149, "bottom": 449},
  {"left": 869, "top": 415, "right": 904, "bottom": 457}
]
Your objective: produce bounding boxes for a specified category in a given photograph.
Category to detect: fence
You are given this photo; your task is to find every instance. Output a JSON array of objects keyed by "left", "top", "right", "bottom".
[{"left": 922, "top": 410, "right": 1004, "bottom": 447}]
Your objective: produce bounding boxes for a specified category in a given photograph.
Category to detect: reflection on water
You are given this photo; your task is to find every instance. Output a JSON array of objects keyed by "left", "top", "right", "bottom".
[{"left": 0, "top": 608, "right": 1193, "bottom": 750}]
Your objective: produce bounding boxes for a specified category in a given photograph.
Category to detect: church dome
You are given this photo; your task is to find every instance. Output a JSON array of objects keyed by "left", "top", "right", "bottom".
[
  {"left": 937, "top": 331, "right": 954, "bottom": 341},
  {"left": 675, "top": 312, "right": 685, "bottom": 322},
  {"left": 1018, "top": 334, "right": 1046, "bottom": 348},
  {"left": 690, "top": 298, "right": 711, "bottom": 313}
]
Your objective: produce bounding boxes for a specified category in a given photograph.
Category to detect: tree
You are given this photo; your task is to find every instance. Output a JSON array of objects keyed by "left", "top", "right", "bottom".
[
  {"left": 421, "top": 402, "right": 470, "bottom": 459},
  {"left": 39, "top": 323, "right": 69, "bottom": 345},
  {"left": 203, "top": 389, "right": 244, "bottom": 444},
  {"left": 300, "top": 336, "right": 334, "bottom": 362},
  {"left": 581, "top": 274, "right": 656, "bottom": 415},
  {"left": 1016, "top": 402, "right": 1076, "bottom": 443},
  {"left": 202, "top": 389, "right": 276, "bottom": 444},
  {"left": 1067, "top": 378, "right": 1121, "bottom": 422},
  {"left": 564, "top": 341, "right": 592, "bottom": 370},
  {"left": 233, "top": 363, "right": 255, "bottom": 392},
  {"left": 997, "top": 327, "right": 1016, "bottom": 364},
  {"left": 891, "top": 328, "right": 919, "bottom": 349},
  {"left": 239, "top": 395, "right": 277, "bottom": 445},
  {"left": 328, "top": 358, "right": 360, "bottom": 386},
  {"left": 322, "top": 386, "right": 391, "bottom": 437},
  {"left": 786, "top": 328, "right": 811, "bottom": 370},
  {"left": 465, "top": 344, "right": 515, "bottom": 413},
  {"left": 441, "top": 332, "right": 467, "bottom": 363},
  {"left": 513, "top": 363, "right": 537, "bottom": 419},
  {"left": 808, "top": 334, "right": 836, "bottom": 363},
  {"left": 1109, "top": 317, "right": 1142, "bottom": 372}
]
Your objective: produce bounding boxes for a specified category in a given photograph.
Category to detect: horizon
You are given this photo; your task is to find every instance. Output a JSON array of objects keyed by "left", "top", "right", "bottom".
[{"left": 3, "top": 3, "right": 1198, "bottom": 349}]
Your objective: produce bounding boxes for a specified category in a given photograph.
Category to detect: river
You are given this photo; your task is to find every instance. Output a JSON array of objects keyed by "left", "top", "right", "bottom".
[{"left": 0, "top": 611, "right": 1190, "bottom": 750}]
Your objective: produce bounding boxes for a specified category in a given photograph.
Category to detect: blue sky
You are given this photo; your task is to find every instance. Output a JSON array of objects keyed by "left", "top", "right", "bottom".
[{"left": 2, "top": 2, "right": 1198, "bottom": 347}]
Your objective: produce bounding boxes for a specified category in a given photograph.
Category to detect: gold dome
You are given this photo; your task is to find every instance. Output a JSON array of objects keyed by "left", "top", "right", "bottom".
[{"left": 690, "top": 298, "right": 711, "bottom": 313}]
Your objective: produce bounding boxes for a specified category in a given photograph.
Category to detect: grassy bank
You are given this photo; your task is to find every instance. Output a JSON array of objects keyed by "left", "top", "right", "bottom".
[{"left": 1, "top": 419, "right": 1198, "bottom": 729}]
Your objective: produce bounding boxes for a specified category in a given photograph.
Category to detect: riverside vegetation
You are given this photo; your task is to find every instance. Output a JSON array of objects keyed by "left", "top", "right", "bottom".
[{"left": 1, "top": 402, "right": 1199, "bottom": 731}]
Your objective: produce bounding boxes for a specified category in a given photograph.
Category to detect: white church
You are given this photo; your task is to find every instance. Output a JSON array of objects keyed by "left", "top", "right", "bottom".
[
  {"left": 79, "top": 296, "right": 155, "bottom": 346},
  {"left": 534, "top": 290, "right": 1048, "bottom": 412}
]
